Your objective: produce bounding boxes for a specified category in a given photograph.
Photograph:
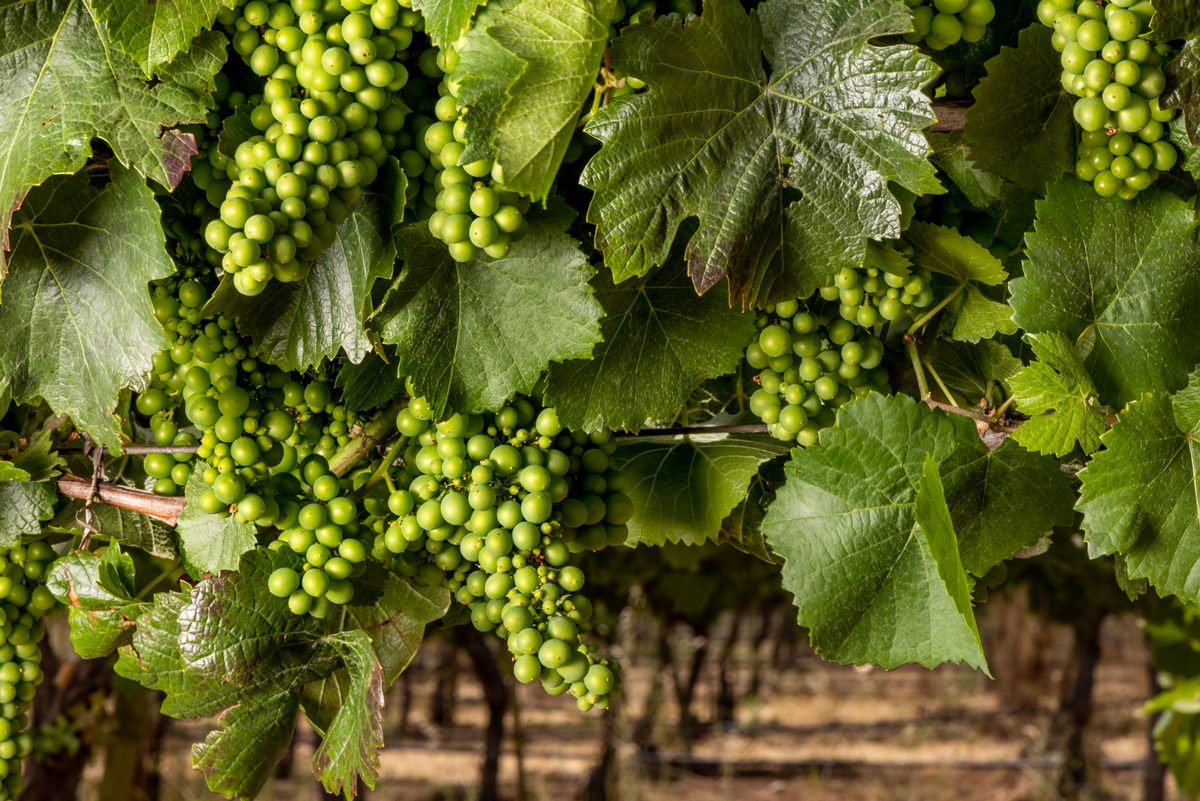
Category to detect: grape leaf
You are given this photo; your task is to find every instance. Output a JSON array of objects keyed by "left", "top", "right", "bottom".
[
  {"left": 1077, "top": 377, "right": 1200, "bottom": 604},
  {"left": 581, "top": 0, "right": 941, "bottom": 305},
  {"left": 0, "top": 481, "right": 56, "bottom": 547},
  {"left": 117, "top": 553, "right": 446, "bottom": 800},
  {"left": 0, "top": 0, "right": 211, "bottom": 271},
  {"left": 178, "top": 550, "right": 320, "bottom": 683},
  {"left": 0, "top": 463, "right": 27, "bottom": 483},
  {"left": 47, "top": 549, "right": 140, "bottom": 657},
  {"left": 942, "top": 438, "right": 1075, "bottom": 576},
  {"left": 1165, "top": 39, "right": 1200, "bottom": 146},
  {"left": 717, "top": 462, "right": 784, "bottom": 565},
  {"left": 763, "top": 406, "right": 987, "bottom": 670},
  {"left": 51, "top": 501, "right": 178, "bottom": 559},
  {"left": 193, "top": 683, "right": 305, "bottom": 799},
  {"left": 46, "top": 549, "right": 136, "bottom": 608},
  {"left": 154, "top": 30, "right": 229, "bottom": 96},
  {"left": 206, "top": 197, "right": 396, "bottom": 372},
  {"left": 309, "top": 631, "right": 385, "bottom": 796},
  {"left": 1151, "top": 0, "right": 1200, "bottom": 40},
  {"left": 453, "top": 0, "right": 616, "bottom": 200},
  {"left": 65, "top": 606, "right": 137, "bottom": 658},
  {"left": 335, "top": 352, "right": 406, "bottom": 413},
  {"left": 411, "top": 0, "right": 488, "bottom": 48},
  {"left": 763, "top": 393, "right": 1073, "bottom": 669},
  {"left": 613, "top": 434, "right": 786, "bottom": 546},
  {"left": 543, "top": 261, "right": 756, "bottom": 432},
  {"left": 1007, "top": 332, "right": 1109, "bottom": 457},
  {"left": 928, "top": 132, "right": 1003, "bottom": 210},
  {"left": 0, "top": 168, "right": 174, "bottom": 451},
  {"left": 962, "top": 25, "right": 1074, "bottom": 191},
  {"left": 905, "top": 221, "right": 1014, "bottom": 342},
  {"left": 372, "top": 223, "right": 602, "bottom": 419},
  {"left": 174, "top": 463, "right": 256, "bottom": 578},
  {"left": 323, "top": 569, "right": 450, "bottom": 683},
  {"left": 1010, "top": 178, "right": 1200, "bottom": 407},
  {"left": 91, "top": 0, "right": 236, "bottom": 74}
]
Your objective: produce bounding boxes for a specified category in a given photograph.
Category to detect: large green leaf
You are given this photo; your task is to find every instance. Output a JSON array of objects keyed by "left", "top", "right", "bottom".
[
  {"left": 0, "top": 168, "right": 174, "bottom": 451},
  {"left": 581, "top": 0, "right": 941, "bottom": 305},
  {"left": 926, "top": 340, "right": 1021, "bottom": 407},
  {"left": 764, "top": 409, "right": 986, "bottom": 670},
  {"left": 542, "top": 261, "right": 756, "bottom": 431},
  {"left": 1151, "top": 0, "right": 1200, "bottom": 40},
  {"left": 309, "top": 631, "right": 385, "bottom": 796},
  {"left": 1007, "top": 332, "right": 1108, "bottom": 458},
  {"left": 91, "top": 0, "right": 235, "bottom": 74},
  {"left": 453, "top": 0, "right": 616, "bottom": 200},
  {"left": 762, "top": 393, "right": 1072, "bottom": 668},
  {"left": 373, "top": 223, "right": 601, "bottom": 419},
  {"left": 613, "top": 434, "right": 786, "bottom": 546},
  {"left": 905, "top": 221, "right": 1014, "bottom": 342},
  {"left": 0, "top": 0, "right": 210, "bottom": 271},
  {"left": 335, "top": 352, "right": 406, "bottom": 414},
  {"left": 411, "top": 0, "right": 487, "bottom": 48},
  {"left": 325, "top": 569, "right": 450, "bottom": 683},
  {"left": 206, "top": 197, "right": 396, "bottom": 372},
  {"left": 116, "top": 550, "right": 446, "bottom": 800},
  {"left": 178, "top": 550, "right": 319, "bottom": 682},
  {"left": 0, "top": 480, "right": 56, "bottom": 547},
  {"left": 962, "top": 25, "right": 1074, "bottom": 191},
  {"left": 1077, "top": 377, "right": 1200, "bottom": 604},
  {"left": 174, "top": 463, "right": 257, "bottom": 578},
  {"left": 943, "top": 438, "right": 1075, "bottom": 576},
  {"left": 927, "top": 132, "right": 1003, "bottom": 210},
  {"left": 47, "top": 549, "right": 141, "bottom": 657},
  {"left": 1010, "top": 179, "right": 1200, "bottom": 408}
]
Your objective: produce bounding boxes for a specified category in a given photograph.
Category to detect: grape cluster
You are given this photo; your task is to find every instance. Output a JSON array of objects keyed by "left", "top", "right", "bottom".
[
  {"left": 199, "top": 0, "right": 417, "bottom": 295},
  {"left": 818, "top": 261, "right": 933, "bottom": 329},
  {"left": 746, "top": 301, "right": 890, "bottom": 445},
  {"left": 413, "top": 48, "right": 529, "bottom": 262},
  {"left": 0, "top": 541, "right": 56, "bottom": 800},
  {"left": 1037, "top": 0, "right": 1178, "bottom": 198},
  {"left": 903, "top": 0, "right": 996, "bottom": 50},
  {"left": 378, "top": 397, "right": 627, "bottom": 709}
]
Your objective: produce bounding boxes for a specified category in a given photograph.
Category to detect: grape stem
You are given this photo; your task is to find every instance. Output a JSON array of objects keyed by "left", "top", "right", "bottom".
[
  {"left": 56, "top": 474, "right": 185, "bottom": 526},
  {"left": 924, "top": 399, "right": 1020, "bottom": 433},
  {"left": 328, "top": 404, "right": 401, "bottom": 478}
]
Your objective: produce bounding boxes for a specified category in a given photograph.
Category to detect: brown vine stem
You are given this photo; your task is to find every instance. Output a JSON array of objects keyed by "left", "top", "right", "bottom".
[
  {"left": 56, "top": 475, "right": 184, "bottom": 526},
  {"left": 924, "top": 399, "right": 1021, "bottom": 434},
  {"left": 930, "top": 100, "right": 970, "bottom": 133},
  {"left": 617, "top": 423, "right": 770, "bottom": 438}
]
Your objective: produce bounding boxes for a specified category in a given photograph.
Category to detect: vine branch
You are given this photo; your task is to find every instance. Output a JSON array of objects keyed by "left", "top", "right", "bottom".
[
  {"left": 56, "top": 475, "right": 184, "bottom": 526},
  {"left": 930, "top": 100, "right": 970, "bottom": 133}
]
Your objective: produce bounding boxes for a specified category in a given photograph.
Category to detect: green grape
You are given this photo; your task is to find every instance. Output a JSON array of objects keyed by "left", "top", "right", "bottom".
[{"left": 1039, "top": 0, "right": 1177, "bottom": 198}]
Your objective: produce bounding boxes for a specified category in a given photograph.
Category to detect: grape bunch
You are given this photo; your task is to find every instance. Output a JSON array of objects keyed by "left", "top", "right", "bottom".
[
  {"left": 0, "top": 541, "right": 57, "bottom": 800},
  {"left": 415, "top": 47, "right": 530, "bottom": 262},
  {"left": 746, "top": 301, "right": 891, "bottom": 445},
  {"left": 199, "top": 0, "right": 417, "bottom": 295},
  {"left": 902, "top": 0, "right": 996, "bottom": 50},
  {"left": 1037, "top": 0, "right": 1178, "bottom": 199},
  {"left": 374, "top": 396, "right": 627, "bottom": 710},
  {"left": 818, "top": 260, "right": 933, "bottom": 329}
]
